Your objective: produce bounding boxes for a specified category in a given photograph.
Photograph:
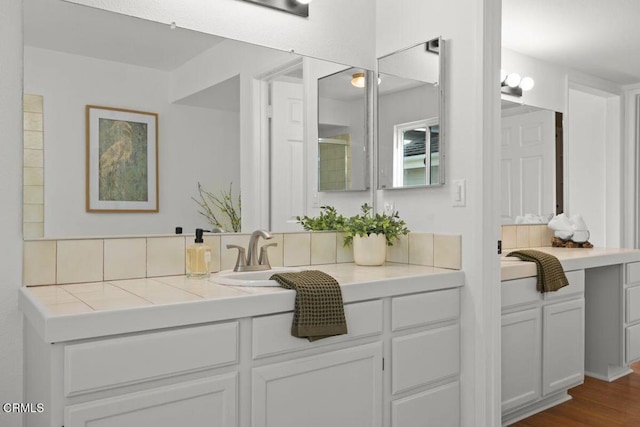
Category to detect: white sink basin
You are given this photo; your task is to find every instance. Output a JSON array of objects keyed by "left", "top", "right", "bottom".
[{"left": 210, "top": 267, "right": 304, "bottom": 287}]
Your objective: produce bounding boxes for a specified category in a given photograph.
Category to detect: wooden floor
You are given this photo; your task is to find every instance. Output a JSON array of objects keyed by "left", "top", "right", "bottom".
[{"left": 513, "top": 362, "right": 640, "bottom": 426}]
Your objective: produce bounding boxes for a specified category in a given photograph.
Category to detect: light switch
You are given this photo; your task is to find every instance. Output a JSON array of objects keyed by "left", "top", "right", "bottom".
[{"left": 452, "top": 179, "right": 466, "bottom": 207}]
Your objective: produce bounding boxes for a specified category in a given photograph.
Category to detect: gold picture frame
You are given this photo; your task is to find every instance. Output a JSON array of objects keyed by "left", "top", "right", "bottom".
[{"left": 86, "top": 105, "right": 159, "bottom": 212}]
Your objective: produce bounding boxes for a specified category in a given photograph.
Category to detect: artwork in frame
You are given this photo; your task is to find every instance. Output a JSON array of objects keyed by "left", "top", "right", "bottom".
[{"left": 86, "top": 105, "right": 158, "bottom": 212}]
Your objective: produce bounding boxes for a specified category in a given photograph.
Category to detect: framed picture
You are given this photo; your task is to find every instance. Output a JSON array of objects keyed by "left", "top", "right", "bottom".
[{"left": 86, "top": 106, "right": 158, "bottom": 212}]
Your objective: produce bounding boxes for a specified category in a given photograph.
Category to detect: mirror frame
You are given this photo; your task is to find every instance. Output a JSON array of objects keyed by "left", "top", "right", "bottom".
[{"left": 376, "top": 36, "right": 446, "bottom": 190}]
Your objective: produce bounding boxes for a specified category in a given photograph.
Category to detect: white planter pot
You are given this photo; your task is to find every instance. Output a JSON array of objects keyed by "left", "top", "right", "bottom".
[{"left": 352, "top": 233, "right": 387, "bottom": 266}]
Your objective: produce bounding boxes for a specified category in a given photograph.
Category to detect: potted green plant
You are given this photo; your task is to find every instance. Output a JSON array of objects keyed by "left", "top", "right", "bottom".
[
  {"left": 297, "top": 204, "right": 410, "bottom": 266},
  {"left": 342, "top": 204, "right": 409, "bottom": 266}
]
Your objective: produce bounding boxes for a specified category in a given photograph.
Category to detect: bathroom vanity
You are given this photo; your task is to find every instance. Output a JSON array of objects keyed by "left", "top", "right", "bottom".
[
  {"left": 20, "top": 263, "right": 463, "bottom": 427},
  {"left": 500, "top": 247, "right": 640, "bottom": 425}
]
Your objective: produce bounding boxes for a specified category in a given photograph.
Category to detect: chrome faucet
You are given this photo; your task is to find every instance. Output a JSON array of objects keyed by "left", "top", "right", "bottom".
[{"left": 227, "top": 229, "right": 277, "bottom": 272}]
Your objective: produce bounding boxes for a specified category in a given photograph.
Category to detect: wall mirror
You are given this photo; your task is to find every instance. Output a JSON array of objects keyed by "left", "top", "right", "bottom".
[
  {"left": 22, "top": 0, "right": 372, "bottom": 238},
  {"left": 377, "top": 37, "right": 445, "bottom": 190},
  {"left": 317, "top": 68, "right": 369, "bottom": 192},
  {"left": 501, "top": 100, "right": 563, "bottom": 224}
]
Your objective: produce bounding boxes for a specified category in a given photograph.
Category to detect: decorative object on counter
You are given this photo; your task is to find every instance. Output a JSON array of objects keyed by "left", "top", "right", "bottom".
[
  {"left": 515, "top": 213, "right": 553, "bottom": 224},
  {"left": 193, "top": 182, "right": 241, "bottom": 232},
  {"left": 297, "top": 203, "right": 410, "bottom": 266},
  {"left": 506, "top": 249, "right": 569, "bottom": 293},
  {"left": 269, "top": 270, "right": 347, "bottom": 341},
  {"left": 86, "top": 105, "right": 159, "bottom": 212},
  {"left": 548, "top": 213, "right": 593, "bottom": 247},
  {"left": 551, "top": 237, "right": 593, "bottom": 249},
  {"left": 186, "top": 228, "right": 212, "bottom": 279},
  {"left": 343, "top": 203, "right": 410, "bottom": 266}
]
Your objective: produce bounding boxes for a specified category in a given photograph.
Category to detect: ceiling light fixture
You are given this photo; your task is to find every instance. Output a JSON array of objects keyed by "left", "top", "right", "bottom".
[
  {"left": 500, "top": 70, "right": 535, "bottom": 97},
  {"left": 351, "top": 72, "right": 366, "bottom": 88}
]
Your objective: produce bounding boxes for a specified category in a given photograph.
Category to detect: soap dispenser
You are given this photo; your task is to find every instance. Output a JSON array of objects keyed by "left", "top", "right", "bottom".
[{"left": 186, "top": 228, "right": 212, "bottom": 279}]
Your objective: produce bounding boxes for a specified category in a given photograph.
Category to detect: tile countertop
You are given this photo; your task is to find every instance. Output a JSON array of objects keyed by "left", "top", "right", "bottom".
[
  {"left": 501, "top": 246, "right": 640, "bottom": 281},
  {"left": 19, "top": 262, "right": 464, "bottom": 344}
]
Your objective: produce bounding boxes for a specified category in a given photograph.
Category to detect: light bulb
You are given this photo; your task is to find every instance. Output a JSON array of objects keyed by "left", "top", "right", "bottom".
[
  {"left": 500, "top": 69, "right": 507, "bottom": 83},
  {"left": 505, "top": 73, "right": 521, "bottom": 88},
  {"left": 351, "top": 72, "right": 366, "bottom": 88},
  {"left": 520, "top": 77, "right": 535, "bottom": 91}
]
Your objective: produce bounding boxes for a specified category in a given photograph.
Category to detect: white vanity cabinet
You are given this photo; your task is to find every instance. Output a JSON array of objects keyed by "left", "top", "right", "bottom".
[
  {"left": 501, "top": 270, "right": 585, "bottom": 425},
  {"left": 625, "top": 262, "right": 640, "bottom": 363},
  {"left": 22, "top": 277, "right": 463, "bottom": 427}
]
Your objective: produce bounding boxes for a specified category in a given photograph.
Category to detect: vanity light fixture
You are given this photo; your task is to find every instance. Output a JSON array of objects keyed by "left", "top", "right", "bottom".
[
  {"left": 241, "top": 0, "right": 310, "bottom": 17},
  {"left": 500, "top": 69, "right": 535, "bottom": 97}
]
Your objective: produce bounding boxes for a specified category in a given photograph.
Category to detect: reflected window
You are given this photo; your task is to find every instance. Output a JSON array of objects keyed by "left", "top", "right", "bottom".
[{"left": 393, "top": 119, "right": 439, "bottom": 187}]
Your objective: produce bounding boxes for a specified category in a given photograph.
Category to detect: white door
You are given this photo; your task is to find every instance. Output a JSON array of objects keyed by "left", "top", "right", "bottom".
[
  {"left": 501, "top": 308, "right": 541, "bottom": 414},
  {"left": 501, "top": 109, "right": 555, "bottom": 224},
  {"left": 270, "top": 80, "right": 305, "bottom": 231},
  {"left": 64, "top": 374, "right": 237, "bottom": 427},
  {"left": 542, "top": 298, "right": 585, "bottom": 396},
  {"left": 252, "top": 343, "right": 382, "bottom": 427}
]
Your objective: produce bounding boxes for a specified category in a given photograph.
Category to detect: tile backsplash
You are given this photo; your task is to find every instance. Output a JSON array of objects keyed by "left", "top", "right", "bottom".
[
  {"left": 23, "top": 231, "right": 462, "bottom": 286},
  {"left": 501, "top": 224, "right": 554, "bottom": 250}
]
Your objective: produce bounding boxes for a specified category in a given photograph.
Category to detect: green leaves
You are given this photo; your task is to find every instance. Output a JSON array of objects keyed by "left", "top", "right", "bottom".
[
  {"left": 297, "top": 206, "right": 346, "bottom": 231},
  {"left": 342, "top": 203, "right": 409, "bottom": 247},
  {"left": 296, "top": 203, "right": 409, "bottom": 247}
]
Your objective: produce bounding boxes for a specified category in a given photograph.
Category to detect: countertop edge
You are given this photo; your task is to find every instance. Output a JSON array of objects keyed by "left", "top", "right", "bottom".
[{"left": 21, "top": 268, "right": 465, "bottom": 343}]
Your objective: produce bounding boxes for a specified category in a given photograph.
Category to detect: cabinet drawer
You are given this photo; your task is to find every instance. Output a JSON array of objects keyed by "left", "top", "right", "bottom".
[
  {"left": 391, "top": 381, "right": 459, "bottom": 427},
  {"left": 543, "top": 270, "right": 585, "bottom": 301},
  {"left": 391, "top": 288, "right": 459, "bottom": 331},
  {"left": 627, "top": 262, "right": 640, "bottom": 285},
  {"left": 502, "top": 277, "right": 539, "bottom": 309},
  {"left": 626, "top": 285, "right": 640, "bottom": 324},
  {"left": 252, "top": 300, "right": 382, "bottom": 359},
  {"left": 64, "top": 322, "right": 238, "bottom": 396},
  {"left": 391, "top": 324, "right": 459, "bottom": 395},
  {"left": 65, "top": 373, "right": 237, "bottom": 427},
  {"left": 626, "top": 323, "right": 640, "bottom": 363}
]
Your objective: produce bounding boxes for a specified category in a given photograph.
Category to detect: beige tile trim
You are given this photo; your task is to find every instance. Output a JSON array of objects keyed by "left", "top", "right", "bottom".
[
  {"left": 501, "top": 224, "right": 553, "bottom": 250},
  {"left": 23, "top": 231, "right": 464, "bottom": 286}
]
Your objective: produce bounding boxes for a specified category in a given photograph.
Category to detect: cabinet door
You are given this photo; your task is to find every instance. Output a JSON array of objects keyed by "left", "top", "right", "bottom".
[
  {"left": 65, "top": 373, "right": 237, "bottom": 427},
  {"left": 542, "top": 298, "right": 585, "bottom": 396},
  {"left": 501, "top": 308, "right": 541, "bottom": 413},
  {"left": 252, "top": 342, "right": 382, "bottom": 427}
]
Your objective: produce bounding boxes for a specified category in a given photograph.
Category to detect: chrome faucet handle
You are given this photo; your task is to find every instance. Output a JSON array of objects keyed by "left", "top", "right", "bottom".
[
  {"left": 258, "top": 243, "right": 278, "bottom": 267},
  {"left": 226, "top": 244, "right": 247, "bottom": 272}
]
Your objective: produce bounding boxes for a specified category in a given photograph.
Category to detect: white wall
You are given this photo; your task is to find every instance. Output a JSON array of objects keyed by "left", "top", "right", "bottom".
[
  {"left": 376, "top": 1, "right": 502, "bottom": 426},
  {"left": 24, "top": 46, "right": 240, "bottom": 237},
  {"left": 566, "top": 88, "right": 608, "bottom": 247},
  {"left": 66, "top": 0, "right": 376, "bottom": 71},
  {"left": 0, "top": 1, "right": 24, "bottom": 426}
]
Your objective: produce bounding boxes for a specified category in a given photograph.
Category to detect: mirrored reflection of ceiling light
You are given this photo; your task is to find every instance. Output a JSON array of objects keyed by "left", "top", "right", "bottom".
[
  {"left": 505, "top": 73, "right": 521, "bottom": 88},
  {"left": 351, "top": 72, "right": 366, "bottom": 88},
  {"left": 520, "top": 77, "right": 535, "bottom": 91}
]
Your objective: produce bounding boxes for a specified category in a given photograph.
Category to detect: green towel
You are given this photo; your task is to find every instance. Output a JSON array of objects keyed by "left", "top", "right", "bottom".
[
  {"left": 506, "top": 250, "right": 569, "bottom": 293},
  {"left": 270, "top": 270, "right": 348, "bottom": 342}
]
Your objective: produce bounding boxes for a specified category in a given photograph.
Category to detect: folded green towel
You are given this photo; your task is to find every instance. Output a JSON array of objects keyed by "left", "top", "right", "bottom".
[
  {"left": 506, "top": 250, "right": 569, "bottom": 293},
  {"left": 270, "top": 270, "right": 348, "bottom": 342}
]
